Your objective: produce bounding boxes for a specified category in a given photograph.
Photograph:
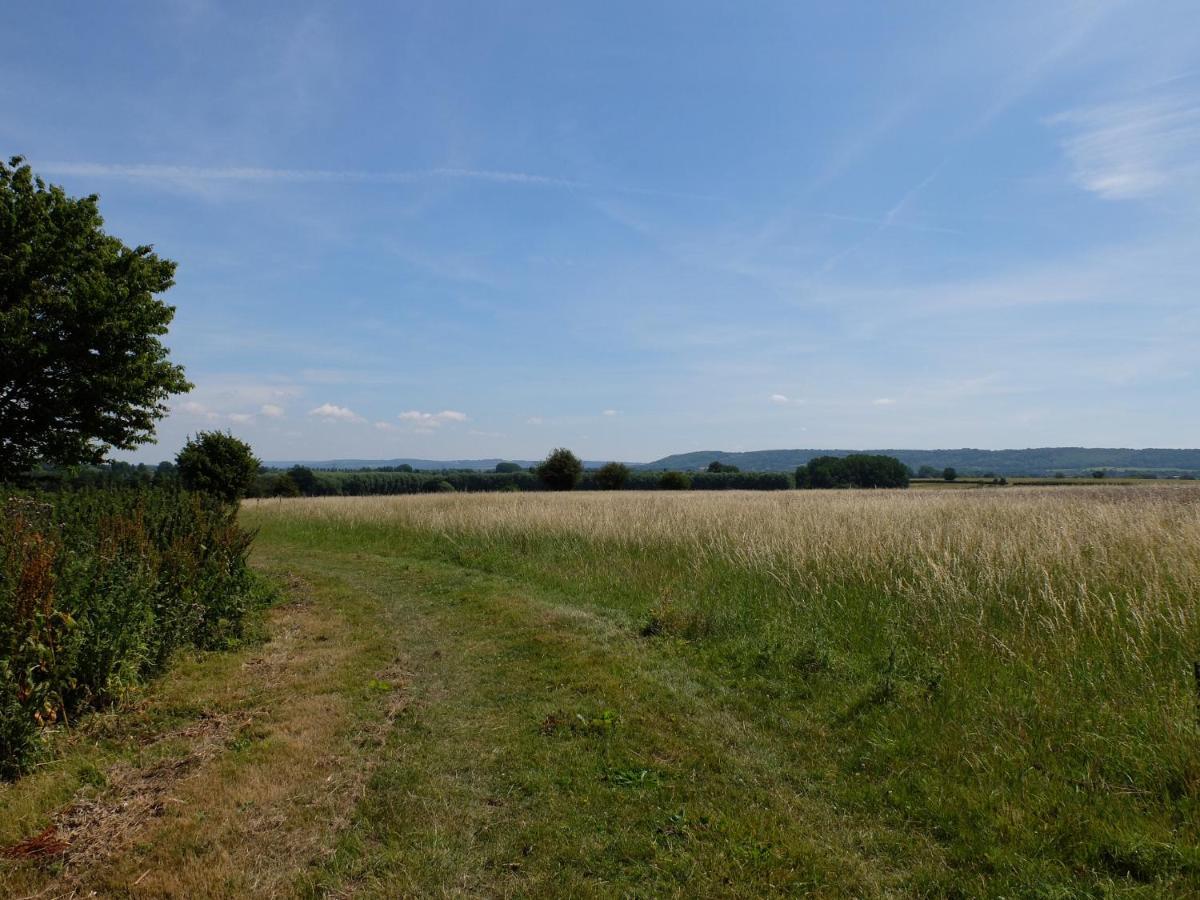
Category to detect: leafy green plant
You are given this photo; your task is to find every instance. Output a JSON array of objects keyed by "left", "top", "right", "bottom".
[{"left": 0, "top": 487, "right": 268, "bottom": 777}]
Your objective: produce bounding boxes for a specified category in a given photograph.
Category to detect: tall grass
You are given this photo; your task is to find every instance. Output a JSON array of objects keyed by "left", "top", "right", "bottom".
[
  {"left": 246, "top": 486, "right": 1200, "bottom": 887},
  {"left": 1, "top": 489, "right": 268, "bottom": 777}
]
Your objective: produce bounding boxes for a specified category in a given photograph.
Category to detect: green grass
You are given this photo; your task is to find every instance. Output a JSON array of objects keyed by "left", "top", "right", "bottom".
[{"left": 241, "top": 491, "right": 1200, "bottom": 896}]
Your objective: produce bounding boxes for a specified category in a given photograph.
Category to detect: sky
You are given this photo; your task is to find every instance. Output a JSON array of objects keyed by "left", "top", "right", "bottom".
[{"left": 4, "top": 1, "right": 1199, "bottom": 463}]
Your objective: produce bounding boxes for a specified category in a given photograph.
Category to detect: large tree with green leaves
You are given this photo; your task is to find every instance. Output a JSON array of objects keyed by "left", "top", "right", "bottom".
[
  {"left": 537, "top": 447, "right": 583, "bottom": 491},
  {"left": 0, "top": 157, "right": 191, "bottom": 479}
]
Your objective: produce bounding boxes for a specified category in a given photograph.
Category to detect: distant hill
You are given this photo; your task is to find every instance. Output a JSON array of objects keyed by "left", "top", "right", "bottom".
[{"left": 642, "top": 448, "right": 1200, "bottom": 476}]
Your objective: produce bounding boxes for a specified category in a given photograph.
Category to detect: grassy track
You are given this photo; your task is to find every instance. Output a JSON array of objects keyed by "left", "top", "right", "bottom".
[{"left": 3, "top": 487, "right": 1199, "bottom": 896}]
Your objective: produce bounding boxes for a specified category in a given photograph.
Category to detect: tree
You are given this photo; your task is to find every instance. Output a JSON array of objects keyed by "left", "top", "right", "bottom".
[
  {"left": 943, "top": 467, "right": 958, "bottom": 482},
  {"left": 287, "top": 465, "right": 320, "bottom": 495},
  {"left": 1092, "top": 469, "right": 1106, "bottom": 479},
  {"left": 658, "top": 471, "right": 691, "bottom": 490},
  {"left": 176, "top": 431, "right": 261, "bottom": 503},
  {"left": 797, "top": 454, "right": 909, "bottom": 489},
  {"left": 537, "top": 448, "right": 583, "bottom": 491},
  {"left": 707, "top": 461, "right": 740, "bottom": 473},
  {"left": 0, "top": 157, "right": 191, "bottom": 479},
  {"left": 270, "top": 473, "right": 301, "bottom": 497},
  {"left": 594, "top": 461, "right": 630, "bottom": 490},
  {"left": 796, "top": 456, "right": 843, "bottom": 489},
  {"left": 494, "top": 461, "right": 522, "bottom": 473},
  {"left": 917, "top": 465, "right": 938, "bottom": 479}
]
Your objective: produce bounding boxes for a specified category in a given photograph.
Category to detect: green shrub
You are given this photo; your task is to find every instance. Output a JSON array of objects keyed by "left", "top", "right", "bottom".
[
  {"left": 658, "top": 471, "right": 691, "bottom": 490},
  {"left": 176, "top": 431, "right": 261, "bottom": 502},
  {"left": 0, "top": 487, "right": 268, "bottom": 778}
]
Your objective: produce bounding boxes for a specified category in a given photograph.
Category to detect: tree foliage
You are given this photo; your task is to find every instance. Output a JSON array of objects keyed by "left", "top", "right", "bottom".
[
  {"left": 494, "top": 461, "right": 522, "bottom": 473},
  {"left": 796, "top": 454, "right": 909, "bottom": 489},
  {"left": 658, "top": 471, "right": 691, "bottom": 490},
  {"left": 176, "top": 431, "right": 261, "bottom": 503},
  {"left": 286, "top": 465, "right": 319, "bottom": 494},
  {"left": 0, "top": 157, "right": 191, "bottom": 479},
  {"left": 706, "top": 461, "right": 740, "bottom": 473},
  {"left": 594, "top": 461, "right": 631, "bottom": 490},
  {"left": 943, "top": 467, "right": 957, "bottom": 482},
  {"left": 537, "top": 447, "right": 583, "bottom": 491}
]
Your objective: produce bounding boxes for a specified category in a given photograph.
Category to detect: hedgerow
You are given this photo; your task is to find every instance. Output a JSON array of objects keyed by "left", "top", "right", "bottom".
[{"left": 0, "top": 488, "right": 269, "bottom": 777}]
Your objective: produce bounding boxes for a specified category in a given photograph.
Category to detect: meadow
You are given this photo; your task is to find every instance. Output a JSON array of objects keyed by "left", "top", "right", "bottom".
[
  {"left": 4, "top": 485, "right": 1198, "bottom": 896},
  {"left": 244, "top": 486, "right": 1200, "bottom": 895}
]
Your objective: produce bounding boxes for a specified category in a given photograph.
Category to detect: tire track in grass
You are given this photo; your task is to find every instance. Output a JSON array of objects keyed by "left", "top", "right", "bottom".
[{"left": 298, "top": 549, "right": 948, "bottom": 898}]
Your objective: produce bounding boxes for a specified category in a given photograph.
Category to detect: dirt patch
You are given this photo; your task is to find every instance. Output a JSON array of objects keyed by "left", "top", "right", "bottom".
[{"left": 2, "top": 711, "right": 248, "bottom": 874}]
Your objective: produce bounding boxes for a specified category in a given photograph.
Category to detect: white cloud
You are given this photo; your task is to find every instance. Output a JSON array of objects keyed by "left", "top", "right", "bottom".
[
  {"left": 38, "top": 162, "right": 582, "bottom": 189},
  {"left": 526, "top": 416, "right": 544, "bottom": 425},
  {"left": 602, "top": 409, "right": 619, "bottom": 416},
  {"left": 308, "top": 403, "right": 365, "bottom": 423},
  {"left": 873, "top": 397, "right": 896, "bottom": 406},
  {"left": 179, "top": 400, "right": 220, "bottom": 421},
  {"left": 770, "top": 393, "right": 790, "bottom": 404},
  {"left": 373, "top": 420, "right": 400, "bottom": 432},
  {"left": 397, "top": 410, "right": 468, "bottom": 427},
  {"left": 1050, "top": 92, "right": 1200, "bottom": 200},
  {"left": 228, "top": 412, "right": 255, "bottom": 424},
  {"left": 260, "top": 403, "right": 285, "bottom": 418}
]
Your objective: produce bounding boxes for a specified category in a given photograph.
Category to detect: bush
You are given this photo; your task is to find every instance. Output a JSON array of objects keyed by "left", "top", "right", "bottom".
[
  {"left": 594, "top": 462, "right": 630, "bottom": 490},
  {"left": 943, "top": 467, "right": 957, "bottom": 482},
  {"left": 537, "top": 448, "right": 583, "bottom": 491},
  {"left": 0, "top": 488, "right": 268, "bottom": 777},
  {"left": 176, "top": 431, "right": 261, "bottom": 503},
  {"left": 659, "top": 471, "right": 691, "bottom": 490}
]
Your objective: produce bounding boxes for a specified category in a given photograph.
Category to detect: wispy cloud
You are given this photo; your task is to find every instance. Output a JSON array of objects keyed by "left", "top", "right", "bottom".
[
  {"left": 1050, "top": 90, "right": 1200, "bottom": 199},
  {"left": 872, "top": 397, "right": 896, "bottom": 406},
  {"left": 397, "top": 409, "right": 468, "bottom": 427},
  {"left": 34, "top": 160, "right": 617, "bottom": 195},
  {"left": 601, "top": 409, "right": 619, "bottom": 416},
  {"left": 525, "top": 417, "right": 544, "bottom": 425},
  {"left": 769, "top": 393, "right": 791, "bottom": 404},
  {"left": 260, "top": 403, "right": 285, "bottom": 418},
  {"left": 37, "top": 161, "right": 582, "bottom": 188},
  {"left": 308, "top": 403, "right": 365, "bottom": 423}
]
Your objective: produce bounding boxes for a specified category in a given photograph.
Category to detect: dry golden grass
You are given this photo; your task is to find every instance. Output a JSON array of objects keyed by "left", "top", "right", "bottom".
[{"left": 247, "top": 485, "right": 1200, "bottom": 668}]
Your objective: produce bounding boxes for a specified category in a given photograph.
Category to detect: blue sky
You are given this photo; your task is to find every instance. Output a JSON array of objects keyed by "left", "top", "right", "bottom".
[{"left": 4, "top": 1, "right": 1199, "bottom": 462}]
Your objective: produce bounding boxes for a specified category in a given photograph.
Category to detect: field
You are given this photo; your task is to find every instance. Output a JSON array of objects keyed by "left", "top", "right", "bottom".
[{"left": 3, "top": 486, "right": 1199, "bottom": 896}]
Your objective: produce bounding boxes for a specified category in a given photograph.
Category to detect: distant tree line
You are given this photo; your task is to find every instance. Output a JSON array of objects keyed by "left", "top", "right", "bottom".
[{"left": 795, "top": 454, "right": 910, "bottom": 489}]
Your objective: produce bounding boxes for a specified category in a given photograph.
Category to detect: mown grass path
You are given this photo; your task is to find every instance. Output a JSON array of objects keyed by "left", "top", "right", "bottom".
[{"left": 2, "top": 521, "right": 947, "bottom": 897}]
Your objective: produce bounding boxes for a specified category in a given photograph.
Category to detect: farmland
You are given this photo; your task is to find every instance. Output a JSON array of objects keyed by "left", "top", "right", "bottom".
[{"left": 3, "top": 485, "right": 1199, "bottom": 896}]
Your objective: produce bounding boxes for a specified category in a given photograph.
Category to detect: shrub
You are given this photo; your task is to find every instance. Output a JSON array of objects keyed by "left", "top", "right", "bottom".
[
  {"left": 594, "top": 462, "right": 631, "bottom": 490},
  {"left": 659, "top": 471, "right": 691, "bottom": 490},
  {"left": 176, "top": 431, "right": 261, "bottom": 503},
  {"left": 943, "top": 467, "right": 957, "bottom": 482},
  {"left": 0, "top": 488, "right": 268, "bottom": 777},
  {"left": 537, "top": 448, "right": 583, "bottom": 491}
]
